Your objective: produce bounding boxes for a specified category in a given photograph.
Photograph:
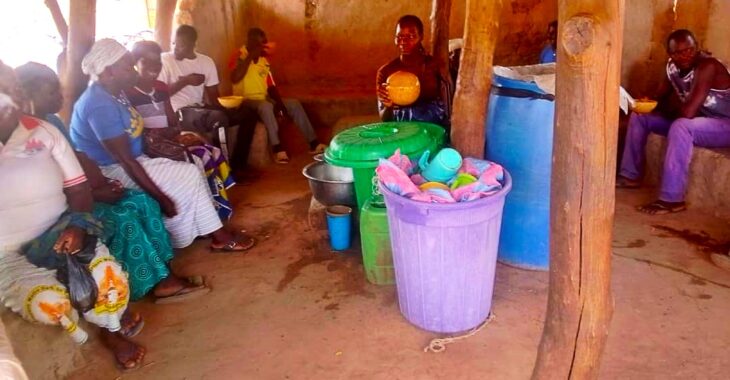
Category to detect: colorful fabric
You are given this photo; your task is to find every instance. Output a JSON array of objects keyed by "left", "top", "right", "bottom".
[
  {"left": 666, "top": 57, "right": 730, "bottom": 119},
  {"left": 93, "top": 190, "right": 174, "bottom": 300},
  {"left": 187, "top": 144, "right": 235, "bottom": 220},
  {"left": 21, "top": 211, "right": 108, "bottom": 270},
  {"left": 376, "top": 149, "right": 505, "bottom": 203},
  {"left": 0, "top": 241, "right": 129, "bottom": 342},
  {"left": 391, "top": 100, "right": 447, "bottom": 125},
  {"left": 0, "top": 116, "right": 86, "bottom": 247},
  {"left": 126, "top": 81, "right": 236, "bottom": 221},
  {"left": 101, "top": 156, "right": 224, "bottom": 248},
  {"left": 70, "top": 83, "right": 145, "bottom": 166}
]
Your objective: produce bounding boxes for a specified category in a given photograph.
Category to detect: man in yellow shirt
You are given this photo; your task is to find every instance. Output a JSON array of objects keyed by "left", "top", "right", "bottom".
[{"left": 231, "top": 28, "right": 326, "bottom": 164}]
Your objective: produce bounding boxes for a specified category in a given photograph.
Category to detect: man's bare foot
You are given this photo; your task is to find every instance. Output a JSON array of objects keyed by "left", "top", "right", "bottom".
[{"left": 100, "top": 330, "right": 146, "bottom": 371}]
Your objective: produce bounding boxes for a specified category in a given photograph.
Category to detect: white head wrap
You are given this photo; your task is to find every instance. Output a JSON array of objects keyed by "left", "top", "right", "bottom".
[{"left": 81, "top": 38, "right": 129, "bottom": 81}]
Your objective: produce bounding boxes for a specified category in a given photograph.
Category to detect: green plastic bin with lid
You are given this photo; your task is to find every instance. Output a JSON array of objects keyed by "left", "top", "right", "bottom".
[{"left": 324, "top": 121, "right": 445, "bottom": 210}]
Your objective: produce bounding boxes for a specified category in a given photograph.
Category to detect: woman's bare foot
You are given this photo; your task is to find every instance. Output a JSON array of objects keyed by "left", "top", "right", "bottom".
[
  {"left": 100, "top": 330, "right": 146, "bottom": 371},
  {"left": 119, "top": 310, "right": 144, "bottom": 338}
]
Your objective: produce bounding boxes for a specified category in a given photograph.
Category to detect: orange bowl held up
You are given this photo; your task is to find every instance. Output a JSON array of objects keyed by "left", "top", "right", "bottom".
[{"left": 386, "top": 71, "right": 421, "bottom": 106}]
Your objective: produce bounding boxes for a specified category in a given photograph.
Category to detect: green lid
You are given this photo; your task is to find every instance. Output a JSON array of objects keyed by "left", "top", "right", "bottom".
[{"left": 325, "top": 122, "right": 444, "bottom": 169}]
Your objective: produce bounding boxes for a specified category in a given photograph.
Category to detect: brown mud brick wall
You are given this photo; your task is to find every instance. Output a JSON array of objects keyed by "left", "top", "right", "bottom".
[{"left": 168, "top": 0, "right": 728, "bottom": 126}]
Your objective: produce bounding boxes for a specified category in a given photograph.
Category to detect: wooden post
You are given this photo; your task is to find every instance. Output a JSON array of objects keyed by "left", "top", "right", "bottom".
[
  {"left": 449, "top": 0, "right": 502, "bottom": 158},
  {"left": 430, "top": 0, "right": 452, "bottom": 85},
  {"left": 61, "top": 0, "right": 95, "bottom": 122},
  {"left": 154, "top": 0, "right": 177, "bottom": 51},
  {"left": 45, "top": 0, "right": 68, "bottom": 46},
  {"left": 531, "top": 1, "right": 625, "bottom": 379}
]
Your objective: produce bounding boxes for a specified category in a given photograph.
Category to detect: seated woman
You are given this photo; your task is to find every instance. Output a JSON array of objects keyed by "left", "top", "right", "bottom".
[
  {"left": 0, "top": 61, "right": 144, "bottom": 370},
  {"left": 16, "top": 62, "right": 209, "bottom": 303},
  {"left": 376, "top": 15, "right": 449, "bottom": 126},
  {"left": 69, "top": 39, "right": 254, "bottom": 252},
  {"left": 125, "top": 41, "right": 235, "bottom": 221}
]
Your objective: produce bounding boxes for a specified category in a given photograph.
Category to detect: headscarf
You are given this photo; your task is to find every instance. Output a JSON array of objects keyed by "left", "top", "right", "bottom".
[
  {"left": 0, "top": 61, "right": 20, "bottom": 117},
  {"left": 81, "top": 38, "right": 128, "bottom": 81}
]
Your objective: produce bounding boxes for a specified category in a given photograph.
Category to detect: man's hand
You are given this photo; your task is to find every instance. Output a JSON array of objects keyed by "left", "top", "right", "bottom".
[
  {"left": 274, "top": 103, "right": 291, "bottom": 121},
  {"left": 54, "top": 226, "right": 86, "bottom": 255},
  {"left": 158, "top": 194, "right": 178, "bottom": 218},
  {"left": 377, "top": 84, "right": 393, "bottom": 108},
  {"left": 92, "top": 180, "right": 125, "bottom": 204},
  {"left": 183, "top": 73, "right": 206, "bottom": 87}
]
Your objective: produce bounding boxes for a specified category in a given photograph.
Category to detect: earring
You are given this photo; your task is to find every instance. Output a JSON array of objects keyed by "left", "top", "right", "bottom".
[{"left": 30, "top": 100, "right": 35, "bottom": 116}]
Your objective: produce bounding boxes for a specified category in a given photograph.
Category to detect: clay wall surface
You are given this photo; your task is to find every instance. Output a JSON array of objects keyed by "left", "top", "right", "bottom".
[
  {"left": 174, "top": 0, "right": 557, "bottom": 94},
  {"left": 171, "top": 0, "right": 726, "bottom": 98}
]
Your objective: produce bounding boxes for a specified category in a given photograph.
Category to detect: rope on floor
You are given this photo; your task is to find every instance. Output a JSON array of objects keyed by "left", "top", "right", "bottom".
[{"left": 423, "top": 313, "right": 496, "bottom": 353}]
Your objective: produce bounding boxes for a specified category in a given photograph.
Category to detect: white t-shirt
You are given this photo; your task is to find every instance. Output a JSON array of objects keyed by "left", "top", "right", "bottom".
[
  {"left": 159, "top": 52, "right": 220, "bottom": 111},
  {"left": 0, "top": 116, "right": 86, "bottom": 247}
]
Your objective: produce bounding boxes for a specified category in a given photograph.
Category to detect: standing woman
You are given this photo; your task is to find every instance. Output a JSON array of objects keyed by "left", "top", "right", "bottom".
[
  {"left": 0, "top": 61, "right": 145, "bottom": 370},
  {"left": 16, "top": 62, "right": 209, "bottom": 303},
  {"left": 376, "top": 15, "right": 449, "bottom": 126}
]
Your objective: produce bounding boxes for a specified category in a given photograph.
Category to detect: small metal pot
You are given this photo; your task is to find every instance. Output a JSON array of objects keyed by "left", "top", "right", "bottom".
[{"left": 302, "top": 161, "right": 356, "bottom": 207}]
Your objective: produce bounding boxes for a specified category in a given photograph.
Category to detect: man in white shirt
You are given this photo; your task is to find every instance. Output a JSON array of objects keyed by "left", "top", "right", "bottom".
[{"left": 159, "top": 25, "right": 257, "bottom": 176}]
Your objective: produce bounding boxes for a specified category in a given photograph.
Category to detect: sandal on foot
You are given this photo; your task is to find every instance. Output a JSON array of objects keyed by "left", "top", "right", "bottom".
[
  {"left": 637, "top": 200, "right": 686, "bottom": 215},
  {"left": 308, "top": 143, "right": 327, "bottom": 155},
  {"left": 616, "top": 176, "right": 640, "bottom": 189},
  {"left": 120, "top": 312, "right": 144, "bottom": 338},
  {"left": 210, "top": 235, "right": 255, "bottom": 252},
  {"left": 155, "top": 276, "right": 210, "bottom": 304}
]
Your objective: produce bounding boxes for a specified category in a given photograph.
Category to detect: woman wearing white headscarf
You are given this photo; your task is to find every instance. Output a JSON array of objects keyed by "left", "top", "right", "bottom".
[
  {"left": 0, "top": 60, "right": 145, "bottom": 370},
  {"left": 70, "top": 39, "right": 254, "bottom": 252}
]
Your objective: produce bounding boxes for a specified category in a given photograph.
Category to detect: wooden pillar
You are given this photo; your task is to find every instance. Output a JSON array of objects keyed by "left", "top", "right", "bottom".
[
  {"left": 45, "top": 0, "right": 68, "bottom": 46},
  {"left": 430, "top": 0, "right": 453, "bottom": 86},
  {"left": 531, "top": 1, "right": 625, "bottom": 379},
  {"left": 61, "top": 0, "right": 95, "bottom": 122},
  {"left": 449, "top": 0, "right": 501, "bottom": 158},
  {"left": 154, "top": 0, "right": 177, "bottom": 51}
]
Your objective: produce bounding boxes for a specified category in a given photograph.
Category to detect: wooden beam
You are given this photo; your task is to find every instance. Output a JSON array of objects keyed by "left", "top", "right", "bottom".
[
  {"left": 449, "top": 0, "right": 501, "bottom": 158},
  {"left": 531, "top": 1, "right": 625, "bottom": 379},
  {"left": 60, "top": 0, "right": 95, "bottom": 123},
  {"left": 154, "top": 0, "right": 177, "bottom": 51},
  {"left": 45, "top": 0, "right": 68, "bottom": 46},
  {"left": 430, "top": 0, "right": 453, "bottom": 87}
]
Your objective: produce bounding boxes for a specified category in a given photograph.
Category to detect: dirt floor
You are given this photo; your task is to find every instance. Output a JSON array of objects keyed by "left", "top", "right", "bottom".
[{"left": 4, "top": 153, "right": 730, "bottom": 380}]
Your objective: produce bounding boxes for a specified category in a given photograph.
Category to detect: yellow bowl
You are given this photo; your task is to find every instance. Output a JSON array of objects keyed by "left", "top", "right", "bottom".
[
  {"left": 419, "top": 181, "right": 450, "bottom": 191},
  {"left": 218, "top": 96, "right": 244, "bottom": 109},
  {"left": 632, "top": 99, "right": 658, "bottom": 114}
]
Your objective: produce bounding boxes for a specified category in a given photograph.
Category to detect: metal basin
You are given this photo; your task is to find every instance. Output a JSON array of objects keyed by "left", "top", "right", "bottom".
[{"left": 302, "top": 161, "right": 356, "bottom": 206}]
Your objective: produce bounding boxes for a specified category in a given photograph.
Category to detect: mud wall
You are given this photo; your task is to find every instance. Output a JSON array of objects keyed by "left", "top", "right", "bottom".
[
  {"left": 172, "top": 0, "right": 726, "bottom": 98},
  {"left": 621, "top": 0, "right": 730, "bottom": 97},
  {"left": 174, "top": 0, "right": 557, "bottom": 94}
]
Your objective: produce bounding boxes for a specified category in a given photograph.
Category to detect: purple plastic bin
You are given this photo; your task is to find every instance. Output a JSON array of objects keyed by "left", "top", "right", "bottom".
[{"left": 381, "top": 171, "right": 511, "bottom": 333}]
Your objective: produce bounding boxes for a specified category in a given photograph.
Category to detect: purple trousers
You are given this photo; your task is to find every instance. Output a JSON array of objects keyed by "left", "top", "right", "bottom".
[{"left": 620, "top": 113, "right": 730, "bottom": 202}]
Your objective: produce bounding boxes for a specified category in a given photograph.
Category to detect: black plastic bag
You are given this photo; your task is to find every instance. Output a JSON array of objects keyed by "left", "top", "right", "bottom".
[{"left": 55, "top": 238, "right": 99, "bottom": 313}]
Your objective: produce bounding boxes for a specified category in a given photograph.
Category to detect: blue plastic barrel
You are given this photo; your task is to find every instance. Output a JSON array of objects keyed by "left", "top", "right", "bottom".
[{"left": 484, "top": 73, "right": 554, "bottom": 271}]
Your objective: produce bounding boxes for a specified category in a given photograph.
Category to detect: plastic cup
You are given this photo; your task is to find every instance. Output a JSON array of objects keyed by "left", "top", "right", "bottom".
[{"left": 326, "top": 205, "right": 353, "bottom": 251}]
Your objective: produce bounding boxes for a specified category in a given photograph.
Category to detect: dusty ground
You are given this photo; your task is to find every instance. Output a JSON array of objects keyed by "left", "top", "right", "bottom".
[{"left": 4, "top": 153, "right": 730, "bottom": 379}]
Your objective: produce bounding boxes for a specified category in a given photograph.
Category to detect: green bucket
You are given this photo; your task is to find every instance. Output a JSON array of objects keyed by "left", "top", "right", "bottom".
[{"left": 324, "top": 122, "right": 445, "bottom": 210}]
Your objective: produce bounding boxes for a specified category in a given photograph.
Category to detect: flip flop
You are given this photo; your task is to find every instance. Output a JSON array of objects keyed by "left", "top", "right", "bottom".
[
  {"left": 155, "top": 276, "right": 211, "bottom": 304},
  {"left": 119, "top": 313, "right": 145, "bottom": 338},
  {"left": 210, "top": 234, "right": 255, "bottom": 252},
  {"left": 637, "top": 201, "right": 686, "bottom": 215}
]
